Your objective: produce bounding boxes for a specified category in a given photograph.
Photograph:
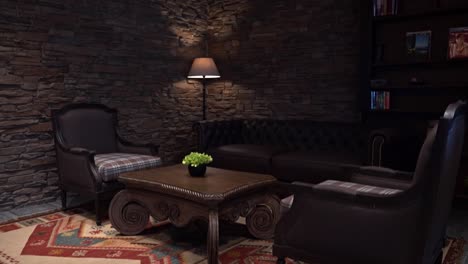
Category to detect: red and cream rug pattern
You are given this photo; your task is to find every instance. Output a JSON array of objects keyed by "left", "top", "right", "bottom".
[{"left": 0, "top": 208, "right": 465, "bottom": 264}]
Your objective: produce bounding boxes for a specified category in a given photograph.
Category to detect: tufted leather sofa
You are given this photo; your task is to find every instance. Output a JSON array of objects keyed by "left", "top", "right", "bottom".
[{"left": 195, "top": 120, "right": 425, "bottom": 183}]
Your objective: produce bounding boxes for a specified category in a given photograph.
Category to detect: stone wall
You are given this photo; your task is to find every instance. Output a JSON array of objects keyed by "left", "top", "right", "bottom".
[
  {"left": 205, "top": 0, "right": 362, "bottom": 121},
  {"left": 0, "top": 0, "right": 208, "bottom": 209},
  {"left": 0, "top": 0, "right": 362, "bottom": 209}
]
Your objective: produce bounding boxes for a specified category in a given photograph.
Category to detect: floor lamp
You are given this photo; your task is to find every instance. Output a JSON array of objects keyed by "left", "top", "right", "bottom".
[{"left": 187, "top": 58, "right": 221, "bottom": 120}]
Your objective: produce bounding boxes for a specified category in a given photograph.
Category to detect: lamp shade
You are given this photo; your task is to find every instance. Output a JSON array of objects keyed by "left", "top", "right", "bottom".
[{"left": 187, "top": 57, "right": 220, "bottom": 79}]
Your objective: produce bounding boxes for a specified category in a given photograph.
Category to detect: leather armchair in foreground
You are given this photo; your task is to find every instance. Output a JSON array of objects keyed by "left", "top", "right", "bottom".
[
  {"left": 273, "top": 101, "right": 466, "bottom": 264},
  {"left": 52, "top": 103, "right": 161, "bottom": 225}
]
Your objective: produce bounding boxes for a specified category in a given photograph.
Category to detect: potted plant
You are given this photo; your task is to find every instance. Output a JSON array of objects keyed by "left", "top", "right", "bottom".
[{"left": 182, "top": 152, "right": 213, "bottom": 177}]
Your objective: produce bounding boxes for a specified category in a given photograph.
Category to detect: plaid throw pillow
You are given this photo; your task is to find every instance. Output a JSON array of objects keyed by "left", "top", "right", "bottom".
[{"left": 94, "top": 153, "right": 162, "bottom": 182}]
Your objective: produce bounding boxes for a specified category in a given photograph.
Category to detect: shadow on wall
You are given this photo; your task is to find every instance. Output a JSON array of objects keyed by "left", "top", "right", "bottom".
[
  {"left": 205, "top": 0, "right": 362, "bottom": 121},
  {"left": 0, "top": 0, "right": 209, "bottom": 209}
]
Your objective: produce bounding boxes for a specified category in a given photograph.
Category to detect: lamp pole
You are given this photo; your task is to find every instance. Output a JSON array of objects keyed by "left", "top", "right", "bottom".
[
  {"left": 187, "top": 57, "right": 220, "bottom": 121},
  {"left": 202, "top": 77, "right": 206, "bottom": 120}
]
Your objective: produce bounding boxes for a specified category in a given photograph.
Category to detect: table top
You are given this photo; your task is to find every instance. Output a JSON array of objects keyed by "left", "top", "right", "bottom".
[{"left": 119, "top": 164, "right": 277, "bottom": 203}]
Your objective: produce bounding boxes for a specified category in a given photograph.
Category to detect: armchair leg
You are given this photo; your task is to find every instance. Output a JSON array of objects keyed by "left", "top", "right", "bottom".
[
  {"left": 95, "top": 198, "right": 102, "bottom": 226},
  {"left": 61, "top": 190, "right": 67, "bottom": 209},
  {"left": 276, "top": 257, "right": 286, "bottom": 264}
]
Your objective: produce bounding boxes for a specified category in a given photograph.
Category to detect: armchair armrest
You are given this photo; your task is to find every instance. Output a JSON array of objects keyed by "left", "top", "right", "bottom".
[
  {"left": 351, "top": 166, "right": 413, "bottom": 181},
  {"left": 275, "top": 180, "right": 424, "bottom": 263},
  {"left": 69, "top": 147, "right": 96, "bottom": 155},
  {"left": 55, "top": 144, "right": 102, "bottom": 191},
  {"left": 117, "top": 132, "right": 159, "bottom": 156},
  {"left": 347, "top": 166, "right": 414, "bottom": 190}
]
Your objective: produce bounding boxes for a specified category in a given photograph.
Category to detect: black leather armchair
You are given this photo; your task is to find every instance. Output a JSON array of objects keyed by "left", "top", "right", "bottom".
[
  {"left": 273, "top": 101, "right": 466, "bottom": 264},
  {"left": 52, "top": 103, "right": 161, "bottom": 225}
]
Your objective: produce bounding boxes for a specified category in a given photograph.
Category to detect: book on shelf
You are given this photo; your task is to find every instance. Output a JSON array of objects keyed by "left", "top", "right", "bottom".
[
  {"left": 370, "top": 91, "right": 391, "bottom": 110},
  {"left": 373, "top": 0, "right": 398, "bottom": 16}
]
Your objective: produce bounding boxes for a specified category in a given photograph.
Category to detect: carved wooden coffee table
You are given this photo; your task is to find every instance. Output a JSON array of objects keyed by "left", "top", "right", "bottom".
[{"left": 109, "top": 164, "right": 280, "bottom": 264}]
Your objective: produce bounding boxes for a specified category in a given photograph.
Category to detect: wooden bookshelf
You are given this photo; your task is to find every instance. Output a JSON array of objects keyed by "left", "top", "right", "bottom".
[
  {"left": 373, "top": 7, "right": 468, "bottom": 23},
  {"left": 360, "top": 0, "right": 468, "bottom": 196},
  {"left": 370, "top": 84, "right": 468, "bottom": 91},
  {"left": 373, "top": 60, "right": 468, "bottom": 70},
  {"left": 362, "top": 0, "right": 468, "bottom": 115},
  {"left": 367, "top": 109, "right": 441, "bottom": 116}
]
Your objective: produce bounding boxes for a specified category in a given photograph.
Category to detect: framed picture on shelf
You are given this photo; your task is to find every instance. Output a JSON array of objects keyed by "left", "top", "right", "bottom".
[
  {"left": 406, "top": 30, "right": 432, "bottom": 61},
  {"left": 448, "top": 27, "right": 468, "bottom": 59}
]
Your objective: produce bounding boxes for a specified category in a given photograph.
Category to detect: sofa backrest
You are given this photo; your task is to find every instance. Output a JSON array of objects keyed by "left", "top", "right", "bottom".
[
  {"left": 196, "top": 120, "right": 244, "bottom": 152},
  {"left": 197, "top": 119, "right": 429, "bottom": 170},
  {"left": 241, "top": 120, "right": 367, "bottom": 152}
]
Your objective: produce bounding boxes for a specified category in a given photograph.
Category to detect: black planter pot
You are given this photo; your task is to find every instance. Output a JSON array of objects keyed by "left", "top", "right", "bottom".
[{"left": 188, "top": 165, "right": 207, "bottom": 177}]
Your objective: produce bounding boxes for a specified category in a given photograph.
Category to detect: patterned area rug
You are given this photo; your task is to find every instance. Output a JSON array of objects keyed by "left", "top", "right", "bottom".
[{"left": 0, "top": 208, "right": 465, "bottom": 264}]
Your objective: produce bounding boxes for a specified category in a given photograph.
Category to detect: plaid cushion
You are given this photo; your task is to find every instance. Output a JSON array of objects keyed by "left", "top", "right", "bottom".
[
  {"left": 94, "top": 153, "right": 162, "bottom": 182},
  {"left": 316, "top": 180, "right": 402, "bottom": 197}
]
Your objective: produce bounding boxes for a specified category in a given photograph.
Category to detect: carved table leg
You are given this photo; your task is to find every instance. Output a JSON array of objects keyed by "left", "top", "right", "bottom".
[
  {"left": 246, "top": 195, "right": 280, "bottom": 240},
  {"left": 207, "top": 209, "right": 219, "bottom": 264},
  {"left": 109, "top": 190, "right": 150, "bottom": 235}
]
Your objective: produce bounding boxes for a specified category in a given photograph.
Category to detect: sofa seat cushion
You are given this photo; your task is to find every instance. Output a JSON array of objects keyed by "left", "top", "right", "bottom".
[
  {"left": 94, "top": 153, "right": 162, "bottom": 182},
  {"left": 272, "top": 151, "right": 362, "bottom": 183},
  {"left": 208, "top": 144, "right": 285, "bottom": 174}
]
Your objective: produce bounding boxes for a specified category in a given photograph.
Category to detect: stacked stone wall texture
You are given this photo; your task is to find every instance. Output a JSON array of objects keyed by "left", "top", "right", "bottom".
[{"left": 0, "top": 0, "right": 361, "bottom": 208}]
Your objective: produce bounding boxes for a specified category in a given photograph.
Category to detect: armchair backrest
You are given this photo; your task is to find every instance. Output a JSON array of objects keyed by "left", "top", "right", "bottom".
[
  {"left": 52, "top": 103, "right": 118, "bottom": 154},
  {"left": 411, "top": 101, "right": 466, "bottom": 262},
  {"left": 423, "top": 101, "right": 466, "bottom": 262}
]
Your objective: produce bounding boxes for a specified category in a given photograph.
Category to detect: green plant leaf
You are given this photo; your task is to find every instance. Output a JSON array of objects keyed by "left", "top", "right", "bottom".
[{"left": 182, "top": 152, "right": 213, "bottom": 167}]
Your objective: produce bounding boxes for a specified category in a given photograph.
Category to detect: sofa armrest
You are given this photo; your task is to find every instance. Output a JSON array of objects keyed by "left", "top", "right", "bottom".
[
  {"left": 117, "top": 133, "right": 159, "bottom": 156},
  {"left": 369, "top": 126, "right": 426, "bottom": 171},
  {"left": 369, "top": 131, "right": 385, "bottom": 166},
  {"left": 194, "top": 119, "right": 243, "bottom": 152}
]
